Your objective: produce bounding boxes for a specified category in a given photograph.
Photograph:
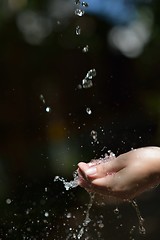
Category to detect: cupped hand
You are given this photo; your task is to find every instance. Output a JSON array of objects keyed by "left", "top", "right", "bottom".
[{"left": 78, "top": 147, "right": 160, "bottom": 200}]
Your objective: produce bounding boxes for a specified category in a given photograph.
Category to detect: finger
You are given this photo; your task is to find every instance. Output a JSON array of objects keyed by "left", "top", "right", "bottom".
[
  {"left": 84, "top": 156, "right": 126, "bottom": 180},
  {"left": 82, "top": 174, "right": 117, "bottom": 196},
  {"left": 78, "top": 162, "right": 90, "bottom": 172}
]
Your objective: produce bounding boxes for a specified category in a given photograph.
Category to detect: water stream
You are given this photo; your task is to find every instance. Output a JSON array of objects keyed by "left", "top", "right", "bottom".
[{"left": 53, "top": 1, "right": 146, "bottom": 239}]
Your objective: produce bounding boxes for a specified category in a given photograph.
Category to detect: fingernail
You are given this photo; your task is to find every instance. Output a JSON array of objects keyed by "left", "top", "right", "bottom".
[{"left": 85, "top": 167, "right": 97, "bottom": 176}]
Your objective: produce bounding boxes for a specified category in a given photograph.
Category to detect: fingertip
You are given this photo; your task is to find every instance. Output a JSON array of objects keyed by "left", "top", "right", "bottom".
[
  {"left": 78, "top": 162, "right": 89, "bottom": 171},
  {"left": 78, "top": 162, "right": 85, "bottom": 168}
]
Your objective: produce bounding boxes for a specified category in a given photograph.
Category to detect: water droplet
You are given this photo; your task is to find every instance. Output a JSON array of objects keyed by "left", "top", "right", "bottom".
[
  {"left": 75, "top": 0, "right": 81, "bottom": 5},
  {"left": 82, "top": 78, "right": 93, "bottom": 89},
  {"left": 86, "top": 69, "right": 96, "bottom": 79},
  {"left": 139, "top": 225, "right": 146, "bottom": 235},
  {"left": 82, "top": 2, "right": 89, "bottom": 7},
  {"left": 40, "top": 94, "right": 46, "bottom": 104},
  {"left": 80, "top": 69, "right": 97, "bottom": 89},
  {"left": 131, "top": 200, "right": 146, "bottom": 235},
  {"left": 99, "top": 223, "right": 104, "bottom": 228},
  {"left": 130, "top": 225, "right": 136, "bottom": 235},
  {"left": 75, "top": 9, "right": 85, "bottom": 17},
  {"left": 76, "top": 25, "right": 81, "bottom": 35},
  {"left": 66, "top": 212, "right": 72, "bottom": 218},
  {"left": 91, "top": 130, "right": 97, "bottom": 142},
  {"left": 6, "top": 198, "right": 12, "bottom": 204},
  {"left": 82, "top": 45, "right": 89, "bottom": 53},
  {"left": 77, "top": 193, "right": 95, "bottom": 239},
  {"left": 46, "top": 107, "right": 51, "bottom": 113},
  {"left": 114, "top": 207, "right": 119, "bottom": 214},
  {"left": 86, "top": 107, "right": 92, "bottom": 115},
  {"left": 57, "top": 20, "right": 61, "bottom": 25},
  {"left": 44, "top": 212, "right": 49, "bottom": 217},
  {"left": 77, "top": 84, "right": 82, "bottom": 89}
]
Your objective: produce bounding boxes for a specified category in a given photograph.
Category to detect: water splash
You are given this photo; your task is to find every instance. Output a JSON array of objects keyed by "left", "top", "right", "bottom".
[
  {"left": 54, "top": 171, "right": 95, "bottom": 239},
  {"left": 131, "top": 200, "right": 146, "bottom": 235},
  {"left": 54, "top": 171, "right": 79, "bottom": 191},
  {"left": 77, "top": 193, "right": 95, "bottom": 239},
  {"left": 90, "top": 150, "right": 116, "bottom": 165}
]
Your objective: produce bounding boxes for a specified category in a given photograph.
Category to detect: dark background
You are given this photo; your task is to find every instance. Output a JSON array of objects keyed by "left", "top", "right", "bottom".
[{"left": 0, "top": 0, "right": 160, "bottom": 239}]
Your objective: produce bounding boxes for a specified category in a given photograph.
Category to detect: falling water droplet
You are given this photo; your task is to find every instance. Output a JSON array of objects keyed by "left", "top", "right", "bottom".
[
  {"left": 86, "top": 69, "right": 96, "bottom": 79},
  {"left": 40, "top": 94, "right": 46, "bottom": 104},
  {"left": 6, "top": 198, "right": 12, "bottom": 204},
  {"left": 80, "top": 69, "right": 97, "bottom": 89},
  {"left": 75, "top": 0, "right": 81, "bottom": 5},
  {"left": 82, "top": 78, "right": 93, "bottom": 88},
  {"left": 86, "top": 107, "right": 92, "bottom": 115},
  {"left": 114, "top": 208, "right": 119, "bottom": 214},
  {"left": 91, "top": 130, "right": 97, "bottom": 142},
  {"left": 77, "top": 84, "right": 82, "bottom": 89},
  {"left": 75, "top": 9, "right": 85, "bottom": 17},
  {"left": 77, "top": 193, "right": 95, "bottom": 239},
  {"left": 97, "top": 220, "right": 104, "bottom": 229},
  {"left": 46, "top": 107, "right": 51, "bottom": 113},
  {"left": 66, "top": 212, "right": 72, "bottom": 219},
  {"left": 82, "top": 45, "right": 89, "bottom": 53},
  {"left": 82, "top": 2, "right": 89, "bottom": 7},
  {"left": 76, "top": 26, "right": 81, "bottom": 35},
  {"left": 44, "top": 212, "right": 49, "bottom": 217},
  {"left": 131, "top": 200, "right": 146, "bottom": 235}
]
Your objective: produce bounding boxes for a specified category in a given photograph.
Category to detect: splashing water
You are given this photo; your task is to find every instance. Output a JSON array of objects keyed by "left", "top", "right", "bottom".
[
  {"left": 54, "top": 171, "right": 95, "bottom": 239},
  {"left": 90, "top": 151, "right": 116, "bottom": 165},
  {"left": 131, "top": 200, "right": 146, "bottom": 235},
  {"left": 54, "top": 171, "right": 79, "bottom": 191},
  {"left": 77, "top": 193, "right": 95, "bottom": 239},
  {"left": 54, "top": 150, "right": 146, "bottom": 239}
]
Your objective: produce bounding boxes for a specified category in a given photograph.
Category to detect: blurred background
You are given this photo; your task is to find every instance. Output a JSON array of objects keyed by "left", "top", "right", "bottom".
[{"left": 0, "top": 0, "right": 160, "bottom": 239}]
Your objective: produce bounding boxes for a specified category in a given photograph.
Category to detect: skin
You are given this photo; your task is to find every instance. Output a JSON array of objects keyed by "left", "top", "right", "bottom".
[{"left": 78, "top": 147, "right": 160, "bottom": 200}]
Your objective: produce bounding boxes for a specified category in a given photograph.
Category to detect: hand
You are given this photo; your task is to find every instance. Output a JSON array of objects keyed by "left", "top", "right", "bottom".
[{"left": 78, "top": 147, "right": 160, "bottom": 200}]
